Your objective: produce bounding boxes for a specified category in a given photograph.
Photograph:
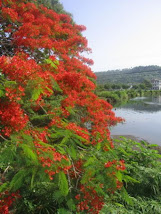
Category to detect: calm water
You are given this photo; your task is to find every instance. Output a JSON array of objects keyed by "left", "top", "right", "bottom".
[{"left": 111, "top": 95, "right": 161, "bottom": 145}]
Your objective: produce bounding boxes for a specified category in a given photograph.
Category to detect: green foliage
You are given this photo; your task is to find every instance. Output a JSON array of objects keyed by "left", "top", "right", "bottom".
[
  {"left": 101, "top": 197, "right": 161, "bottom": 214},
  {"left": 58, "top": 172, "right": 69, "bottom": 196},
  {"left": 19, "top": 144, "right": 39, "bottom": 165},
  {"left": 100, "top": 137, "right": 161, "bottom": 213},
  {"left": 97, "top": 85, "right": 161, "bottom": 106},
  {"left": 132, "top": 79, "right": 152, "bottom": 90},
  {"left": 31, "top": 0, "right": 67, "bottom": 14},
  {"left": 10, "top": 169, "right": 29, "bottom": 191},
  {"left": 97, "top": 90, "right": 120, "bottom": 104},
  {"left": 44, "top": 58, "right": 59, "bottom": 69},
  {"left": 57, "top": 208, "right": 72, "bottom": 214},
  {"left": 115, "top": 138, "right": 161, "bottom": 197}
]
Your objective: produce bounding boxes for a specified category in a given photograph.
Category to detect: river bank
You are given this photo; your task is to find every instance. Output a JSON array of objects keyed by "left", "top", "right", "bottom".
[
  {"left": 112, "top": 134, "right": 147, "bottom": 142},
  {"left": 97, "top": 89, "right": 161, "bottom": 106},
  {"left": 112, "top": 134, "right": 161, "bottom": 154}
]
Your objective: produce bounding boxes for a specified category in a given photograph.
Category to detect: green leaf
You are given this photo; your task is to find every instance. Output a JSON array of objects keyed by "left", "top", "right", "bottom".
[
  {"left": 120, "top": 187, "right": 133, "bottom": 205},
  {"left": 0, "top": 145, "right": 16, "bottom": 165},
  {"left": 95, "top": 185, "right": 105, "bottom": 195},
  {"left": 31, "top": 87, "right": 43, "bottom": 101},
  {"left": 83, "top": 157, "right": 95, "bottom": 167},
  {"left": 116, "top": 171, "right": 122, "bottom": 182},
  {"left": 0, "top": 89, "right": 4, "bottom": 97},
  {"left": 81, "top": 168, "right": 95, "bottom": 184},
  {"left": 10, "top": 169, "right": 28, "bottom": 191},
  {"left": 0, "top": 183, "right": 8, "bottom": 192},
  {"left": 72, "top": 136, "right": 88, "bottom": 148},
  {"left": 118, "top": 147, "right": 130, "bottom": 156},
  {"left": 67, "top": 199, "right": 76, "bottom": 211},
  {"left": 60, "top": 134, "right": 70, "bottom": 145},
  {"left": 66, "top": 145, "right": 77, "bottom": 159},
  {"left": 73, "top": 133, "right": 88, "bottom": 142},
  {"left": 114, "top": 202, "right": 124, "bottom": 207},
  {"left": 45, "top": 58, "right": 58, "bottom": 69},
  {"left": 30, "top": 168, "right": 37, "bottom": 189},
  {"left": 96, "top": 142, "right": 101, "bottom": 151},
  {"left": 46, "top": 86, "right": 53, "bottom": 93},
  {"left": 123, "top": 174, "right": 139, "bottom": 183},
  {"left": 50, "top": 130, "right": 67, "bottom": 139},
  {"left": 148, "top": 144, "right": 158, "bottom": 148},
  {"left": 58, "top": 208, "right": 71, "bottom": 214},
  {"left": 4, "top": 80, "right": 17, "bottom": 87},
  {"left": 21, "top": 134, "right": 33, "bottom": 143},
  {"left": 56, "top": 145, "right": 66, "bottom": 155},
  {"left": 58, "top": 171, "right": 69, "bottom": 196},
  {"left": 20, "top": 144, "right": 39, "bottom": 165},
  {"left": 38, "top": 140, "right": 55, "bottom": 149},
  {"left": 53, "top": 190, "right": 63, "bottom": 200},
  {"left": 52, "top": 79, "right": 62, "bottom": 92}
]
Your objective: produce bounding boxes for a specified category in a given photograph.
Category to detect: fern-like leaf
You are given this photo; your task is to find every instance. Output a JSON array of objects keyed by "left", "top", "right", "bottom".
[{"left": 58, "top": 172, "right": 69, "bottom": 196}]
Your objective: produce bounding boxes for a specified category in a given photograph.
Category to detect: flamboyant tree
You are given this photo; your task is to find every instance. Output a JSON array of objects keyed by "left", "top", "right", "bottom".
[{"left": 0, "top": 0, "right": 125, "bottom": 213}]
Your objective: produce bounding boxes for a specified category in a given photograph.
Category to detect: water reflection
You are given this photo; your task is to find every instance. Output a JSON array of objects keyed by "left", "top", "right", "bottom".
[
  {"left": 111, "top": 95, "right": 161, "bottom": 145},
  {"left": 121, "top": 95, "right": 161, "bottom": 112}
]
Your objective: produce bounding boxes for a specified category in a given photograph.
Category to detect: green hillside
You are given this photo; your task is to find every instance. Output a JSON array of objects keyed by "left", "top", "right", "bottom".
[{"left": 95, "top": 65, "right": 161, "bottom": 84}]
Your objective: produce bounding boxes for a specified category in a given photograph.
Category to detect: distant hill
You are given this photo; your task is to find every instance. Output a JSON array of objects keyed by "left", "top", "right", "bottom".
[{"left": 95, "top": 65, "right": 161, "bottom": 85}]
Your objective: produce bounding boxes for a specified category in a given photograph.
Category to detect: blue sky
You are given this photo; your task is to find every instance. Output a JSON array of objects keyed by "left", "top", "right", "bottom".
[{"left": 60, "top": 0, "right": 161, "bottom": 72}]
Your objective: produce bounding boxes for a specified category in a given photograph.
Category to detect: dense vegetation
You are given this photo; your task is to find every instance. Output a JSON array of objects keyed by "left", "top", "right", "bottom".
[
  {"left": 95, "top": 65, "right": 161, "bottom": 85},
  {"left": 101, "top": 137, "right": 161, "bottom": 214},
  {"left": 97, "top": 88, "right": 161, "bottom": 106},
  {"left": 101, "top": 79, "right": 152, "bottom": 91}
]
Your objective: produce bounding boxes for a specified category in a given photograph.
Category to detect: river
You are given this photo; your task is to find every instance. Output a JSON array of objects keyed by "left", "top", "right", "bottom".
[{"left": 111, "top": 95, "right": 161, "bottom": 145}]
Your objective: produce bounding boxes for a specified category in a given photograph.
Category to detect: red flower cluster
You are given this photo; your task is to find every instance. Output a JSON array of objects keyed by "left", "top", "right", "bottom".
[
  {"left": 105, "top": 159, "right": 125, "bottom": 171},
  {"left": 36, "top": 141, "right": 71, "bottom": 180},
  {"left": 76, "top": 185, "right": 104, "bottom": 214},
  {"left": 104, "top": 159, "right": 126, "bottom": 193},
  {"left": 0, "top": 56, "right": 40, "bottom": 83},
  {"left": 2, "top": 7, "right": 18, "bottom": 22},
  {"left": 66, "top": 122, "right": 90, "bottom": 143},
  {"left": 104, "top": 160, "right": 117, "bottom": 168},
  {"left": 0, "top": 101, "right": 28, "bottom": 136},
  {"left": 116, "top": 160, "right": 126, "bottom": 171},
  {"left": 0, "top": 191, "right": 21, "bottom": 214}
]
